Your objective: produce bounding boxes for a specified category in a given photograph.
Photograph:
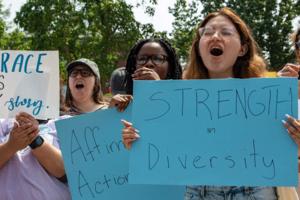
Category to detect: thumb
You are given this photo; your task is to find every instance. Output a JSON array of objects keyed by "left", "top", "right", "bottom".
[{"left": 121, "top": 119, "right": 132, "bottom": 127}]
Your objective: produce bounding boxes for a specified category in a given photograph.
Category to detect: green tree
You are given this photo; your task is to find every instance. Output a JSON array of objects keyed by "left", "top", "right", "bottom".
[
  {"left": 1, "top": 29, "right": 32, "bottom": 50},
  {"left": 169, "top": 0, "right": 201, "bottom": 65},
  {"left": 170, "top": 0, "right": 299, "bottom": 70},
  {"left": 14, "top": 0, "right": 143, "bottom": 86}
]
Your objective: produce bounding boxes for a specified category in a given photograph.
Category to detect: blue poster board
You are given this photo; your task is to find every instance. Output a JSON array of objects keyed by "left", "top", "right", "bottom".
[
  {"left": 129, "top": 78, "right": 298, "bottom": 186},
  {"left": 56, "top": 105, "right": 185, "bottom": 200}
]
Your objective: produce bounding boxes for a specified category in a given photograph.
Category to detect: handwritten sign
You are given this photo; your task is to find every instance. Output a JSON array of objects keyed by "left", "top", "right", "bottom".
[
  {"left": 129, "top": 78, "right": 298, "bottom": 186},
  {"left": 55, "top": 106, "right": 185, "bottom": 200},
  {"left": 0, "top": 50, "right": 59, "bottom": 119}
]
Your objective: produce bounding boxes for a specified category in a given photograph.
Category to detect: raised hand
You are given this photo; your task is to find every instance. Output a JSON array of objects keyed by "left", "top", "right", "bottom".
[
  {"left": 277, "top": 63, "right": 300, "bottom": 78},
  {"left": 132, "top": 67, "right": 161, "bottom": 80},
  {"left": 109, "top": 94, "right": 133, "bottom": 112},
  {"left": 7, "top": 122, "right": 38, "bottom": 151},
  {"left": 282, "top": 114, "right": 300, "bottom": 146}
]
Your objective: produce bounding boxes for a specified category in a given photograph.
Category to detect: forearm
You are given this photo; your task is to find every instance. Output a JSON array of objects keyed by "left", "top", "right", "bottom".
[
  {"left": 31, "top": 142, "right": 65, "bottom": 178},
  {"left": 0, "top": 142, "right": 16, "bottom": 169}
]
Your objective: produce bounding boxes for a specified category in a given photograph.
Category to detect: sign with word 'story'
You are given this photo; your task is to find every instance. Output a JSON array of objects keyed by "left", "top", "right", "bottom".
[
  {"left": 0, "top": 50, "right": 59, "bottom": 119},
  {"left": 130, "top": 78, "right": 298, "bottom": 186}
]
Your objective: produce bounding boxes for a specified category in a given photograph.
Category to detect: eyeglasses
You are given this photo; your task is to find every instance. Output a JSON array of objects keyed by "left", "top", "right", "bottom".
[
  {"left": 69, "top": 68, "right": 93, "bottom": 77},
  {"left": 136, "top": 54, "right": 168, "bottom": 66},
  {"left": 199, "top": 27, "right": 238, "bottom": 38}
]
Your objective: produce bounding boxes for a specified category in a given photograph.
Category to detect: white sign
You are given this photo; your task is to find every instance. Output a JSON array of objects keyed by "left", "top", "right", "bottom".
[{"left": 0, "top": 50, "right": 59, "bottom": 119}]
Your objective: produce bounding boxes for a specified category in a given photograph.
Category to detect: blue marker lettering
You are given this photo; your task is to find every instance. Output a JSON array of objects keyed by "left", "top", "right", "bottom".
[
  {"left": 1, "top": 53, "right": 9, "bottom": 73},
  {"left": 5, "top": 96, "right": 43, "bottom": 116},
  {"left": 36, "top": 53, "right": 47, "bottom": 73},
  {"left": 12, "top": 54, "right": 32, "bottom": 74},
  {"left": 0, "top": 74, "right": 4, "bottom": 98}
]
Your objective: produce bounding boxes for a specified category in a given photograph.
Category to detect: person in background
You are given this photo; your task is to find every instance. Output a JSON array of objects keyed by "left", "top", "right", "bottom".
[
  {"left": 123, "top": 7, "right": 282, "bottom": 199},
  {"left": 277, "top": 27, "right": 300, "bottom": 146},
  {"left": 108, "top": 66, "right": 133, "bottom": 111},
  {"left": 278, "top": 26, "right": 300, "bottom": 77},
  {"left": 109, "top": 67, "right": 127, "bottom": 95},
  {"left": 277, "top": 27, "right": 300, "bottom": 197}
]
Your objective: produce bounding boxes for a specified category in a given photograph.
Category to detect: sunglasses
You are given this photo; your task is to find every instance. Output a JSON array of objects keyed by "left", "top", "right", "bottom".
[{"left": 69, "top": 68, "right": 93, "bottom": 77}]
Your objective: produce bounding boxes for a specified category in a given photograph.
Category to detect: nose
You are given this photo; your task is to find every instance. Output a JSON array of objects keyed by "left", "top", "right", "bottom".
[
  {"left": 144, "top": 59, "right": 155, "bottom": 69},
  {"left": 211, "top": 31, "right": 222, "bottom": 41}
]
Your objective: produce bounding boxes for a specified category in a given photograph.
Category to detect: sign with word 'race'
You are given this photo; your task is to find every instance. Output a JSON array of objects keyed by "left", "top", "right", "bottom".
[{"left": 0, "top": 51, "right": 59, "bottom": 119}]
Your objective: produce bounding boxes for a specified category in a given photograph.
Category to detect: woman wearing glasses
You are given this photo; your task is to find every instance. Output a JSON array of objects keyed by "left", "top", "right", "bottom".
[
  {"left": 111, "top": 38, "right": 182, "bottom": 112},
  {"left": 120, "top": 38, "right": 182, "bottom": 147},
  {"left": 64, "top": 58, "right": 108, "bottom": 115},
  {"left": 123, "top": 38, "right": 182, "bottom": 94},
  {"left": 122, "top": 8, "right": 280, "bottom": 199}
]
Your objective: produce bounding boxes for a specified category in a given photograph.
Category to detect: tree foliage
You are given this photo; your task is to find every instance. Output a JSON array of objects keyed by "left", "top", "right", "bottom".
[
  {"left": 170, "top": 0, "right": 299, "bottom": 70},
  {"left": 1, "top": 0, "right": 299, "bottom": 89},
  {"left": 169, "top": 0, "right": 201, "bottom": 65},
  {"left": 14, "top": 0, "right": 146, "bottom": 84}
]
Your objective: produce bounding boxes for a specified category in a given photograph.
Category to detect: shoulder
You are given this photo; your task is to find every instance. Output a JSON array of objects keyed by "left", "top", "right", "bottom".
[
  {"left": 44, "top": 115, "right": 72, "bottom": 131},
  {"left": 97, "top": 103, "right": 109, "bottom": 110}
]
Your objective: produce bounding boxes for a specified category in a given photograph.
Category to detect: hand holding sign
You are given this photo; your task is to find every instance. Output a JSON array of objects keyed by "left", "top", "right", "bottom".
[
  {"left": 121, "top": 119, "right": 140, "bottom": 150},
  {"left": 282, "top": 114, "right": 300, "bottom": 146}
]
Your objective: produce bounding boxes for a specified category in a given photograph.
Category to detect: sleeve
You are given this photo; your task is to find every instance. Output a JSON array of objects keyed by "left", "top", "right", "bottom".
[
  {"left": 0, "top": 119, "right": 12, "bottom": 143},
  {"left": 40, "top": 115, "right": 72, "bottom": 149}
]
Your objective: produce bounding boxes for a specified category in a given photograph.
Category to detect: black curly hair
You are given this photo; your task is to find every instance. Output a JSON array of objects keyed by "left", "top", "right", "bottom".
[{"left": 124, "top": 38, "right": 182, "bottom": 94}]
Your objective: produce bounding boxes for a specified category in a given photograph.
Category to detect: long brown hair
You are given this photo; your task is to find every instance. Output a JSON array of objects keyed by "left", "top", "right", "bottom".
[
  {"left": 184, "top": 7, "right": 266, "bottom": 79},
  {"left": 65, "top": 71, "right": 103, "bottom": 109}
]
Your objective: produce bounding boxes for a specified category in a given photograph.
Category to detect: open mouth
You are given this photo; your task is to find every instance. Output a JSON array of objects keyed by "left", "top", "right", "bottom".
[
  {"left": 210, "top": 48, "right": 223, "bottom": 56},
  {"left": 75, "top": 83, "right": 84, "bottom": 89}
]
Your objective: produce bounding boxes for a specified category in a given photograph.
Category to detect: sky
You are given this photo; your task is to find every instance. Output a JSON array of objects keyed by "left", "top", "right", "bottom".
[{"left": 2, "top": 0, "right": 178, "bottom": 33}]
